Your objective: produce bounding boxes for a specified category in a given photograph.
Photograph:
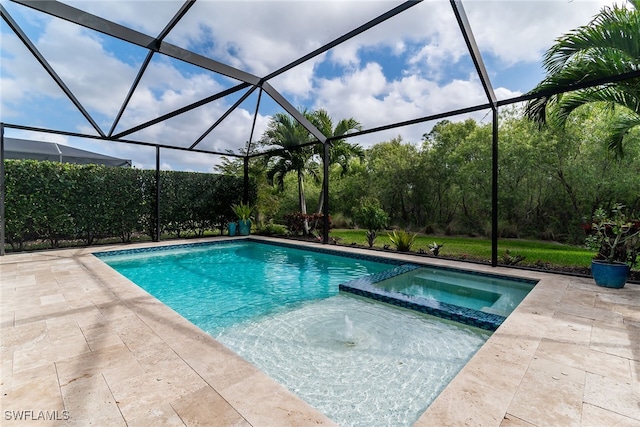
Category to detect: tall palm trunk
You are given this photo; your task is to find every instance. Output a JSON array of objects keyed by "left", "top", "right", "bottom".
[
  {"left": 316, "top": 177, "right": 325, "bottom": 214},
  {"left": 312, "top": 177, "right": 326, "bottom": 233},
  {"left": 298, "top": 170, "right": 310, "bottom": 234}
]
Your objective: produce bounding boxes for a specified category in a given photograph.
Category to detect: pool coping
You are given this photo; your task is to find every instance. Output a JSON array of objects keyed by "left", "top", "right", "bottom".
[{"left": 1, "top": 235, "right": 638, "bottom": 426}]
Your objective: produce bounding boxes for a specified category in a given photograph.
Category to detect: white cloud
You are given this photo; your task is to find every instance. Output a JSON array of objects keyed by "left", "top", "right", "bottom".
[
  {"left": 36, "top": 19, "right": 140, "bottom": 118},
  {"left": 463, "top": 0, "right": 613, "bottom": 66},
  {"left": 121, "top": 59, "right": 227, "bottom": 123},
  {"left": 63, "top": 0, "right": 183, "bottom": 36},
  {"left": 165, "top": 1, "right": 397, "bottom": 75},
  {"left": 1, "top": 0, "right": 620, "bottom": 172},
  {"left": 269, "top": 58, "right": 321, "bottom": 100},
  {"left": 313, "top": 64, "right": 513, "bottom": 146},
  {"left": 0, "top": 33, "right": 68, "bottom": 109}
]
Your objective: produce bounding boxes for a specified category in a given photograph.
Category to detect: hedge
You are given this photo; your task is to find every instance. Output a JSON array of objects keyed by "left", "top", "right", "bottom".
[{"left": 3, "top": 160, "right": 254, "bottom": 250}]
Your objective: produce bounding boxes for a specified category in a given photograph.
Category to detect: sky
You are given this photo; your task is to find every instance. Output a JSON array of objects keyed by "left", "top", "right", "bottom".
[{"left": 0, "top": 0, "right": 618, "bottom": 172}]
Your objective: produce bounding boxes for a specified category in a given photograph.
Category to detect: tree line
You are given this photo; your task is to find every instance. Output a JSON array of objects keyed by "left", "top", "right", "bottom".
[
  {"left": 230, "top": 104, "right": 638, "bottom": 245},
  {"left": 235, "top": 0, "right": 640, "bottom": 245}
]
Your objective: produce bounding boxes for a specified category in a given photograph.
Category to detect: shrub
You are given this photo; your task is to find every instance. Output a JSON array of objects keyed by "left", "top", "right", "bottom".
[
  {"left": 284, "top": 212, "right": 331, "bottom": 236},
  {"left": 501, "top": 250, "right": 526, "bottom": 265},
  {"left": 232, "top": 202, "right": 254, "bottom": 220},
  {"left": 387, "top": 230, "right": 417, "bottom": 252},
  {"left": 365, "top": 230, "right": 377, "bottom": 248},
  {"left": 3, "top": 160, "right": 254, "bottom": 250},
  {"left": 423, "top": 223, "right": 438, "bottom": 235},
  {"left": 284, "top": 212, "right": 308, "bottom": 235},
  {"left": 256, "top": 223, "right": 287, "bottom": 236},
  {"left": 330, "top": 212, "right": 351, "bottom": 229},
  {"left": 353, "top": 198, "right": 389, "bottom": 247},
  {"left": 499, "top": 220, "right": 520, "bottom": 238},
  {"left": 445, "top": 220, "right": 463, "bottom": 236},
  {"left": 428, "top": 241, "right": 445, "bottom": 256},
  {"left": 585, "top": 204, "right": 640, "bottom": 267}
]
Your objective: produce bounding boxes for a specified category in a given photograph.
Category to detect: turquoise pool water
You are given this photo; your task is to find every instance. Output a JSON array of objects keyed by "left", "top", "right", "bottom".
[
  {"left": 98, "top": 241, "right": 392, "bottom": 331},
  {"left": 216, "top": 294, "right": 489, "bottom": 427},
  {"left": 96, "top": 241, "right": 492, "bottom": 426},
  {"left": 372, "top": 267, "right": 535, "bottom": 317}
]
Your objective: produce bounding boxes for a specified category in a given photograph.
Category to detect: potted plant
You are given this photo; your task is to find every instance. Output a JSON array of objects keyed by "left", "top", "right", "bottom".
[
  {"left": 232, "top": 202, "right": 254, "bottom": 236},
  {"left": 227, "top": 220, "right": 238, "bottom": 237},
  {"left": 585, "top": 204, "right": 640, "bottom": 288}
]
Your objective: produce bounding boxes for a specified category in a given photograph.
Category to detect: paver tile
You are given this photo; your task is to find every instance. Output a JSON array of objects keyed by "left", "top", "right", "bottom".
[
  {"left": 125, "top": 403, "right": 185, "bottom": 427},
  {"left": 171, "top": 386, "right": 249, "bottom": 427},
  {"left": 536, "top": 338, "right": 633, "bottom": 382},
  {"left": 500, "top": 414, "right": 536, "bottom": 426},
  {"left": 60, "top": 373, "right": 125, "bottom": 426},
  {"left": 581, "top": 402, "right": 640, "bottom": 427},
  {"left": 55, "top": 344, "right": 137, "bottom": 386},
  {"left": 2, "top": 239, "right": 639, "bottom": 427},
  {"left": 1, "top": 363, "right": 64, "bottom": 415},
  {"left": 590, "top": 321, "right": 640, "bottom": 361},
  {"left": 220, "top": 370, "right": 337, "bottom": 426},
  {"left": 507, "top": 362, "right": 584, "bottom": 427},
  {"left": 583, "top": 372, "right": 640, "bottom": 421},
  {"left": 416, "top": 373, "right": 508, "bottom": 427}
]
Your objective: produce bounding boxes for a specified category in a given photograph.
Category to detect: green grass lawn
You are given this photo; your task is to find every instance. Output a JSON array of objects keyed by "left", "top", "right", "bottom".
[
  {"left": 329, "top": 229, "right": 595, "bottom": 268},
  {"left": 3, "top": 226, "right": 596, "bottom": 270}
]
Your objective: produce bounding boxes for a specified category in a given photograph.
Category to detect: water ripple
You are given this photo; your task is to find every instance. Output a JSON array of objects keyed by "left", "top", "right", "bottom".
[{"left": 215, "top": 294, "right": 489, "bottom": 427}]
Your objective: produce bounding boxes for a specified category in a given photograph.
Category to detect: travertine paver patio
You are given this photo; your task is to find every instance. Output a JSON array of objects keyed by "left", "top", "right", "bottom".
[{"left": 1, "top": 236, "right": 638, "bottom": 426}]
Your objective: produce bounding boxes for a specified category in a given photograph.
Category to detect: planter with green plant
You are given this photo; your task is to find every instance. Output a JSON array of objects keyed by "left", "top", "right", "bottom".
[
  {"left": 585, "top": 204, "right": 640, "bottom": 288},
  {"left": 232, "top": 202, "right": 254, "bottom": 236}
]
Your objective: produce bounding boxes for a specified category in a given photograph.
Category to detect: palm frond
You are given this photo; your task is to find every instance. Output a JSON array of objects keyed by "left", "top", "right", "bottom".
[
  {"left": 547, "top": 84, "right": 637, "bottom": 127},
  {"left": 309, "top": 109, "right": 333, "bottom": 136},
  {"left": 333, "top": 118, "right": 363, "bottom": 138},
  {"left": 525, "top": 0, "right": 639, "bottom": 156},
  {"left": 544, "top": 3, "right": 639, "bottom": 74},
  {"left": 606, "top": 110, "right": 640, "bottom": 156}
]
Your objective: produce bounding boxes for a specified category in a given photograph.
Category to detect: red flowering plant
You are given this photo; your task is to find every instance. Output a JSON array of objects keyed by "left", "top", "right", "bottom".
[
  {"left": 585, "top": 204, "right": 640, "bottom": 268},
  {"left": 284, "top": 212, "right": 331, "bottom": 237}
]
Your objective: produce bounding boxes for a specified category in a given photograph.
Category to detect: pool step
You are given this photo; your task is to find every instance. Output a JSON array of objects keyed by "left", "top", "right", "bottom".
[
  {"left": 412, "top": 271, "right": 501, "bottom": 291},
  {"left": 339, "top": 280, "right": 506, "bottom": 331},
  {"left": 409, "top": 276, "right": 502, "bottom": 303}
]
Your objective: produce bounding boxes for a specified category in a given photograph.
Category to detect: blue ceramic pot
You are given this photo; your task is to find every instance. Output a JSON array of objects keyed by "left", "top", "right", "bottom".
[
  {"left": 228, "top": 222, "right": 237, "bottom": 237},
  {"left": 591, "top": 260, "right": 629, "bottom": 288},
  {"left": 238, "top": 219, "right": 251, "bottom": 236}
]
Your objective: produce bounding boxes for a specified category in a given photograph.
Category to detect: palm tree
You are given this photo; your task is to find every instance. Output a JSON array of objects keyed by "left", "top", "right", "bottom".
[
  {"left": 261, "top": 108, "right": 363, "bottom": 234},
  {"left": 525, "top": 0, "right": 640, "bottom": 156},
  {"left": 261, "top": 110, "right": 319, "bottom": 233},
  {"left": 309, "top": 109, "right": 364, "bottom": 214}
]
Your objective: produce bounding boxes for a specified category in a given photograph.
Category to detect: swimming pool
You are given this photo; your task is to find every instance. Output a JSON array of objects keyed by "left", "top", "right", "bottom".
[
  {"left": 96, "top": 240, "right": 394, "bottom": 330},
  {"left": 95, "top": 240, "right": 514, "bottom": 425}
]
